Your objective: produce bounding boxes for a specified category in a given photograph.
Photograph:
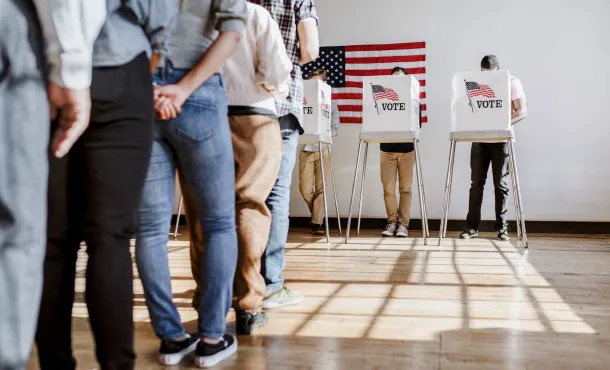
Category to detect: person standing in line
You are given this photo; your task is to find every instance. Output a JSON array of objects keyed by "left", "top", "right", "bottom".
[
  {"left": 1, "top": 1, "right": 104, "bottom": 369},
  {"left": 299, "top": 68, "right": 340, "bottom": 235},
  {"left": 135, "top": 0, "right": 246, "bottom": 367},
  {"left": 379, "top": 66, "right": 422, "bottom": 238},
  {"left": 35, "top": 1, "right": 178, "bottom": 369},
  {"left": 460, "top": 55, "right": 527, "bottom": 241}
]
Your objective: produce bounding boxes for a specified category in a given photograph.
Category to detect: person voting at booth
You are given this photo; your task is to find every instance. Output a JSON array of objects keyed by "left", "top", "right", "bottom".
[
  {"left": 460, "top": 55, "right": 527, "bottom": 241},
  {"left": 299, "top": 68, "right": 340, "bottom": 235},
  {"left": 380, "top": 67, "right": 422, "bottom": 237}
]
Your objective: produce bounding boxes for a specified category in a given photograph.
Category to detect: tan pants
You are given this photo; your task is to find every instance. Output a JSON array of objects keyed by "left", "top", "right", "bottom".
[
  {"left": 298, "top": 150, "right": 329, "bottom": 225},
  {"left": 184, "top": 115, "right": 282, "bottom": 312},
  {"left": 380, "top": 151, "right": 415, "bottom": 225}
]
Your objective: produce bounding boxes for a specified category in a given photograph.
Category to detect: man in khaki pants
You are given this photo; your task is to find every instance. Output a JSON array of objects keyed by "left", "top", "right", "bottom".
[
  {"left": 380, "top": 67, "right": 422, "bottom": 237},
  {"left": 299, "top": 68, "right": 340, "bottom": 234}
]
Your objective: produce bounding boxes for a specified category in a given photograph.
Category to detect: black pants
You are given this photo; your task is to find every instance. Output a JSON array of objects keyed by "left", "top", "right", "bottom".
[
  {"left": 36, "top": 53, "right": 154, "bottom": 370},
  {"left": 466, "top": 142, "right": 510, "bottom": 231}
]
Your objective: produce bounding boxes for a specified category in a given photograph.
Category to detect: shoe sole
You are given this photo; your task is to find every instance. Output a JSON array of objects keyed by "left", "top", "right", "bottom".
[
  {"left": 159, "top": 339, "right": 199, "bottom": 366},
  {"left": 263, "top": 296, "right": 305, "bottom": 310},
  {"left": 194, "top": 340, "right": 238, "bottom": 368},
  {"left": 381, "top": 232, "right": 395, "bottom": 237},
  {"left": 460, "top": 235, "right": 478, "bottom": 239},
  {"left": 395, "top": 233, "right": 408, "bottom": 238}
]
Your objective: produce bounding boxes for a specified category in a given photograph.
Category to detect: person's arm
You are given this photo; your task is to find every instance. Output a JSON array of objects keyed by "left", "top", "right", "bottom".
[
  {"left": 510, "top": 78, "right": 527, "bottom": 125},
  {"left": 330, "top": 101, "right": 340, "bottom": 137},
  {"left": 296, "top": 0, "right": 319, "bottom": 64},
  {"left": 255, "top": 7, "right": 293, "bottom": 98}
]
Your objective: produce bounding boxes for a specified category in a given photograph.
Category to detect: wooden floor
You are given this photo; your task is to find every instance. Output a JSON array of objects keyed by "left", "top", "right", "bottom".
[{"left": 28, "top": 229, "right": 610, "bottom": 369}]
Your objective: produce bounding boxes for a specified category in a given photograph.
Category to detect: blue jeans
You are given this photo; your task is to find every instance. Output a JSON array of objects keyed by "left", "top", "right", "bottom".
[
  {"left": 261, "top": 114, "right": 301, "bottom": 292},
  {"left": 135, "top": 69, "right": 237, "bottom": 340}
]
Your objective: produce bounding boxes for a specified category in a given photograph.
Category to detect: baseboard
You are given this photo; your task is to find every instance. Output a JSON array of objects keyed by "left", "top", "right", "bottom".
[{"left": 171, "top": 215, "right": 609, "bottom": 234}]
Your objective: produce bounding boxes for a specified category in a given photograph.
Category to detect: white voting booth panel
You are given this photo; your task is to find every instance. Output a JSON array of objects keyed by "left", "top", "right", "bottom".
[
  {"left": 451, "top": 70, "right": 511, "bottom": 132},
  {"left": 302, "top": 80, "right": 332, "bottom": 136},
  {"left": 362, "top": 75, "right": 420, "bottom": 133}
]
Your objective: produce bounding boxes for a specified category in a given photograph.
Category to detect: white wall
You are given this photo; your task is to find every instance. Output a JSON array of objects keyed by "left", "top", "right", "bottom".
[{"left": 288, "top": 0, "right": 610, "bottom": 222}]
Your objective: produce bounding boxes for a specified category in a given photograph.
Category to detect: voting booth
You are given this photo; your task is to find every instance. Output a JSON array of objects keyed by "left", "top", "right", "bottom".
[
  {"left": 345, "top": 75, "right": 429, "bottom": 244},
  {"left": 299, "top": 79, "right": 341, "bottom": 243},
  {"left": 438, "top": 70, "right": 528, "bottom": 247}
]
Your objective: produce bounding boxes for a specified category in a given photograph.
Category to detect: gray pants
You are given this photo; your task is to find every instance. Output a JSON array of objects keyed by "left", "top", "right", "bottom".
[{"left": 0, "top": 1, "right": 49, "bottom": 369}]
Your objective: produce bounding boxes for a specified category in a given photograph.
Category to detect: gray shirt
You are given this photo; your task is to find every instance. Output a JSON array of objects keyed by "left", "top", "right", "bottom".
[
  {"left": 165, "top": 0, "right": 247, "bottom": 69},
  {"left": 93, "top": 0, "right": 179, "bottom": 67}
]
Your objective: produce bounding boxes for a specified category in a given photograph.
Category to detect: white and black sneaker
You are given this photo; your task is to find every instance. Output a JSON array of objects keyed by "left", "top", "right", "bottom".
[
  {"left": 159, "top": 333, "right": 199, "bottom": 366},
  {"left": 194, "top": 334, "right": 238, "bottom": 368},
  {"left": 459, "top": 229, "right": 479, "bottom": 239},
  {"left": 382, "top": 223, "right": 398, "bottom": 237}
]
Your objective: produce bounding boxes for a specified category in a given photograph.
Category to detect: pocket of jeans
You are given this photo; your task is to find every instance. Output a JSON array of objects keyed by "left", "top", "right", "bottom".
[{"left": 174, "top": 97, "right": 220, "bottom": 143}]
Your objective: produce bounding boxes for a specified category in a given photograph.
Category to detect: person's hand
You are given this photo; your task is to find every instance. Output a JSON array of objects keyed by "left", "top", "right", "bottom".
[
  {"left": 48, "top": 83, "right": 92, "bottom": 158},
  {"left": 153, "top": 84, "right": 190, "bottom": 120}
]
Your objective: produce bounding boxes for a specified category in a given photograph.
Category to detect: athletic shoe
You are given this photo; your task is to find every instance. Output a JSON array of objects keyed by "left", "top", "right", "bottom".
[
  {"left": 194, "top": 335, "right": 238, "bottom": 368},
  {"left": 158, "top": 334, "right": 199, "bottom": 366},
  {"left": 459, "top": 229, "right": 479, "bottom": 239},
  {"left": 263, "top": 287, "right": 305, "bottom": 309},
  {"left": 497, "top": 229, "right": 510, "bottom": 241},
  {"left": 312, "top": 223, "right": 325, "bottom": 235},
  {"left": 382, "top": 223, "right": 398, "bottom": 237},
  {"left": 236, "top": 311, "right": 268, "bottom": 335},
  {"left": 395, "top": 224, "right": 409, "bottom": 237}
]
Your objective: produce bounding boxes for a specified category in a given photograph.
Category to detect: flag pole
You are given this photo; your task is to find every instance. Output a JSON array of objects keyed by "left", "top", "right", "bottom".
[
  {"left": 464, "top": 79, "right": 474, "bottom": 113},
  {"left": 371, "top": 83, "right": 379, "bottom": 114}
]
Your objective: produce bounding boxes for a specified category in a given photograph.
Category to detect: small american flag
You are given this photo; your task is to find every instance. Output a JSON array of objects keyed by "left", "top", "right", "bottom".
[
  {"left": 372, "top": 84, "right": 399, "bottom": 102},
  {"left": 465, "top": 81, "right": 496, "bottom": 98},
  {"left": 303, "top": 97, "right": 308, "bottom": 105},
  {"left": 302, "top": 41, "right": 427, "bottom": 124}
]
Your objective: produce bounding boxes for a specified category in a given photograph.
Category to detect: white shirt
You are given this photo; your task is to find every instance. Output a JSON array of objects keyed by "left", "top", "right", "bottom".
[{"left": 33, "top": 0, "right": 106, "bottom": 89}]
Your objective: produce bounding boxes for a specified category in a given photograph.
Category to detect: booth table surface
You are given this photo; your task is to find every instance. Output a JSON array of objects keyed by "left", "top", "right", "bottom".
[{"left": 28, "top": 229, "right": 610, "bottom": 369}]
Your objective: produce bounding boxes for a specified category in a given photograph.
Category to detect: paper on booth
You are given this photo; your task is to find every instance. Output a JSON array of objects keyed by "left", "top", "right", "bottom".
[
  {"left": 302, "top": 79, "right": 332, "bottom": 137},
  {"left": 362, "top": 75, "right": 420, "bottom": 133},
  {"left": 451, "top": 70, "right": 511, "bottom": 132}
]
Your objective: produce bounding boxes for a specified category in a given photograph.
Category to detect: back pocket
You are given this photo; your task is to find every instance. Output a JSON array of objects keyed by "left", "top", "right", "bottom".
[{"left": 175, "top": 97, "right": 219, "bottom": 143}]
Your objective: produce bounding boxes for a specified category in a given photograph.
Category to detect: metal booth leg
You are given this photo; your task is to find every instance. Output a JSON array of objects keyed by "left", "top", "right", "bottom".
[
  {"left": 414, "top": 140, "right": 427, "bottom": 246},
  {"left": 318, "top": 142, "right": 331, "bottom": 244},
  {"left": 345, "top": 140, "right": 363, "bottom": 243},
  {"left": 414, "top": 140, "right": 429, "bottom": 238},
  {"left": 508, "top": 141, "right": 522, "bottom": 241},
  {"left": 508, "top": 139, "right": 528, "bottom": 248},
  {"left": 444, "top": 140, "right": 457, "bottom": 238},
  {"left": 356, "top": 142, "right": 369, "bottom": 236},
  {"left": 438, "top": 140, "right": 456, "bottom": 246},
  {"left": 173, "top": 195, "right": 183, "bottom": 240},
  {"left": 328, "top": 144, "right": 342, "bottom": 235}
]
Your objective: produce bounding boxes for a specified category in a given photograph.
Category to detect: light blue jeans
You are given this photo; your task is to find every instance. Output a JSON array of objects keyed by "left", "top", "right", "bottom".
[
  {"left": 261, "top": 114, "right": 301, "bottom": 292},
  {"left": 135, "top": 68, "right": 237, "bottom": 340}
]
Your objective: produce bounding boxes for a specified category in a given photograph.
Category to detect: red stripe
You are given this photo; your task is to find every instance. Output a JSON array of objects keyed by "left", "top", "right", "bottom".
[
  {"left": 345, "top": 55, "right": 426, "bottom": 64},
  {"left": 421, "top": 92, "right": 426, "bottom": 99},
  {"left": 337, "top": 79, "right": 427, "bottom": 89},
  {"left": 345, "top": 42, "right": 426, "bottom": 52},
  {"left": 340, "top": 116, "right": 363, "bottom": 124},
  {"left": 421, "top": 104, "right": 427, "bottom": 111},
  {"left": 338, "top": 104, "right": 363, "bottom": 111},
  {"left": 422, "top": 116, "right": 428, "bottom": 123},
  {"left": 345, "top": 67, "right": 426, "bottom": 76}
]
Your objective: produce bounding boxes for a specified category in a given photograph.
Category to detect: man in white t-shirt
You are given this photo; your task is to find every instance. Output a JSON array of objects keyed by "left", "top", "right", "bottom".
[{"left": 460, "top": 55, "right": 527, "bottom": 241}]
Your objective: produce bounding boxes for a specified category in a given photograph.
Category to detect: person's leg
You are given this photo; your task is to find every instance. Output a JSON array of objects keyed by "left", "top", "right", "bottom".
[
  {"left": 261, "top": 115, "right": 300, "bottom": 293},
  {"left": 167, "top": 74, "right": 237, "bottom": 344},
  {"left": 298, "top": 151, "right": 316, "bottom": 217},
  {"left": 80, "top": 53, "right": 154, "bottom": 370},
  {"left": 396, "top": 151, "right": 415, "bottom": 229},
  {"left": 464, "top": 143, "right": 492, "bottom": 235},
  {"left": 183, "top": 169, "right": 205, "bottom": 311},
  {"left": 0, "top": 2, "right": 48, "bottom": 368},
  {"left": 490, "top": 142, "right": 510, "bottom": 236},
  {"left": 311, "top": 151, "right": 329, "bottom": 227},
  {"left": 230, "top": 115, "right": 282, "bottom": 316},
  {"left": 380, "top": 152, "right": 399, "bottom": 236}
]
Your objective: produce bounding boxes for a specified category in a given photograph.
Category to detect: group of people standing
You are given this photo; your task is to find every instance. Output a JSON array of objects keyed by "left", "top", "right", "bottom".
[{"left": 1, "top": 0, "right": 318, "bottom": 369}]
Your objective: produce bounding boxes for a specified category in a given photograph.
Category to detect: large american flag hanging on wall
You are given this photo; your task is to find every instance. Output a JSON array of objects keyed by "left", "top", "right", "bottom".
[{"left": 302, "top": 41, "right": 427, "bottom": 124}]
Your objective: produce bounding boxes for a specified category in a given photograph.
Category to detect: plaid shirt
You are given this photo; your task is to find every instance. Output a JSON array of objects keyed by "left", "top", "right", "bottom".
[{"left": 248, "top": 0, "right": 318, "bottom": 126}]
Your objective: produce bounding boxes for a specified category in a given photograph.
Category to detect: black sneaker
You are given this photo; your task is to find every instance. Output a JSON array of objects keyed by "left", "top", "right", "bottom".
[
  {"left": 194, "top": 334, "right": 237, "bottom": 368},
  {"left": 497, "top": 229, "right": 510, "bottom": 241},
  {"left": 459, "top": 229, "right": 479, "bottom": 239},
  {"left": 312, "top": 223, "right": 325, "bottom": 235},
  {"left": 236, "top": 311, "right": 268, "bottom": 335},
  {"left": 159, "top": 333, "right": 199, "bottom": 366}
]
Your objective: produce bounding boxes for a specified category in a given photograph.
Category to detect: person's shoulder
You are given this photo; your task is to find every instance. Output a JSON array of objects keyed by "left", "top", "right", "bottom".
[{"left": 248, "top": 2, "right": 275, "bottom": 26}]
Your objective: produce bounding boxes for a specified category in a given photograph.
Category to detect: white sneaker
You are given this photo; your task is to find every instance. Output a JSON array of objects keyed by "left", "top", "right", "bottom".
[
  {"left": 395, "top": 224, "right": 408, "bottom": 237},
  {"left": 382, "top": 223, "right": 398, "bottom": 237}
]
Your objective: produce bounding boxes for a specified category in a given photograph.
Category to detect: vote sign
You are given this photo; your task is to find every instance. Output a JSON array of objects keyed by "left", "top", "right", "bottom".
[
  {"left": 362, "top": 75, "right": 420, "bottom": 133},
  {"left": 302, "top": 79, "right": 332, "bottom": 136},
  {"left": 451, "top": 70, "right": 511, "bottom": 132}
]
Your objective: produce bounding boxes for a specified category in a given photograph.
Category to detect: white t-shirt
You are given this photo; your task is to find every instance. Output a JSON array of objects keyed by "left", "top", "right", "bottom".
[{"left": 510, "top": 76, "right": 526, "bottom": 102}]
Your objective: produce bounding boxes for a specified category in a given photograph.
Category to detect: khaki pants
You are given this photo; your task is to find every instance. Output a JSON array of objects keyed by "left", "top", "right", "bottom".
[
  {"left": 298, "top": 150, "right": 329, "bottom": 225},
  {"left": 380, "top": 151, "right": 415, "bottom": 225},
  {"left": 184, "top": 115, "right": 282, "bottom": 312}
]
